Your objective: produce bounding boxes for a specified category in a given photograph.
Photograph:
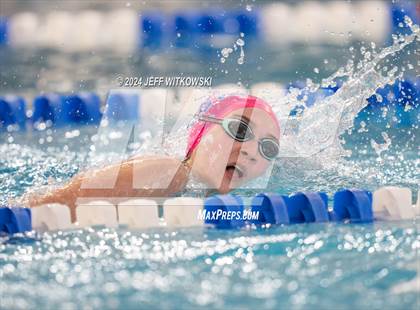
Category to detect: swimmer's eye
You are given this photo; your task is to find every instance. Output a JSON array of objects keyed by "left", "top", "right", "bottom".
[
  {"left": 258, "top": 138, "right": 279, "bottom": 160},
  {"left": 199, "top": 115, "right": 279, "bottom": 161},
  {"left": 224, "top": 118, "right": 254, "bottom": 141}
]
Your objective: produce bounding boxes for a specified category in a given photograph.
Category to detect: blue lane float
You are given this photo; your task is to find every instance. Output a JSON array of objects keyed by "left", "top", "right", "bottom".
[
  {"left": 0, "top": 207, "right": 32, "bottom": 234},
  {"left": 172, "top": 12, "right": 195, "bottom": 48},
  {"left": 0, "top": 95, "right": 26, "bottom": 131},
  {"left": 231, "top": 9, "right": 259, "bottom": 36},
  {"left": 192, "top": 9, "right": 259, "bottom": 49},
  {"left": 204, "top": 194, "right": 245, "bottom": 229},
  {"left": 332, "top": 189, "right": 373, "bottom": 223},
  {"left": 250, "top": 193, "right": 290, "bottom": 225},
  {"left": 193, "top": 9, "right": 228, "bottom": 51},
  {"left": 32, "top": 93, "right": 102, "bottom": 127},
  {"left": 32, "top": 93, "right": 60, "bottom": 125},
  {"left": 195, "top": 10, "right": 224, "bottom": 35},
  {"left": 143, "top": 8, "right": 260, "bottom": 50},
  {"left": 287, "top": 192, "right": 329, "bottom": 223},
  {"left": 104, "top": 92, "right": 140, "bottom": 122},
  {"left": 141, "top": 12, "right": 165, "bottom": 49},
  {"left": 0, "top": 17, "right": 7, "bottom": 45},
  {"left": 67, "top": 93, "right": 102, "bottom": 125}
]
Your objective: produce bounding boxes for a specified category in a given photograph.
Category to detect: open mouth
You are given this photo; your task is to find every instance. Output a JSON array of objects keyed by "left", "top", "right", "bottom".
[{"left": 225, "top": 163, "right": 245, "bottom": 179}]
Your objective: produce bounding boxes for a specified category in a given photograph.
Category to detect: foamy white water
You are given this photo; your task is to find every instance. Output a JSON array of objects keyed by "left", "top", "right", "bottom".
[{"left": 275, "top": 16, "right": 419, "bottom": 160}]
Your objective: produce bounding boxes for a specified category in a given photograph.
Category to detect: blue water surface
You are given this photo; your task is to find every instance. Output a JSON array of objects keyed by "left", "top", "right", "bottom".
[{"left": 0, "top": 222, "right": 419, "bottom": 309}]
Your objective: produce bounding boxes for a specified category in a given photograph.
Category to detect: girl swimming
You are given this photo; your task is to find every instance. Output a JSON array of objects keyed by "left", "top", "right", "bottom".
[{"left": 27, "top": 95, "right": 280, "bottom": 221}]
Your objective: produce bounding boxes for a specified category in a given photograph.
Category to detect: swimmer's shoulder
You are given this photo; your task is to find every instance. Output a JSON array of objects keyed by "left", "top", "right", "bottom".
[
  {"left": 126, "top": 155, "right": 190, "bottom": 193},
  {"left": 127, "top": 154, "right": 183, "bottom": 165},
  {"left": 127, "top": 155, "right": 189, "bottom": 176}
]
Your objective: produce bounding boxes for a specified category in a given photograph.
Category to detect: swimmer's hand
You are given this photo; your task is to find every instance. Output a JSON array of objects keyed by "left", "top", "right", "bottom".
[{"left": 23, "top": 183, "right": 74, "bottom": 225}]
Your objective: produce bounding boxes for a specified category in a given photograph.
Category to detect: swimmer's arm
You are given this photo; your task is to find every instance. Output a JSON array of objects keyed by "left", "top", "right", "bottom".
[{"left": 28, "top": 157, "right": 189, "bottom": 214}]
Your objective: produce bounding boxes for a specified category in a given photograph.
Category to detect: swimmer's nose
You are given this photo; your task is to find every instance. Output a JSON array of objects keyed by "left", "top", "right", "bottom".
[{"left": 240, "top": 142, "right": 258, "bottom": 163}]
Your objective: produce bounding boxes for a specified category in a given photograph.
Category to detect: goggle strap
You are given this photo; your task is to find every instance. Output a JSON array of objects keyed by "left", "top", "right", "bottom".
[{"left": 198, "top": 115, "right": 223, "bottom": 124}]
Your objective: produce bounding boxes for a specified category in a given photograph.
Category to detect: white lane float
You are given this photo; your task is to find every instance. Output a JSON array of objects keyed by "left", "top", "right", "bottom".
[
  {"left": 117, "top": 199, "right": 160, "bottom": 229},
  {"left": 7, "top": 9, "right": 139, "bottom": 53},
  {"left": 76, "top": 200, "right": 118, "bottom": 228},
  {"left": 294, "top": 1, "right": 326, "bottom": 43},
  {"left": 372, "top": 186, "right": 417, "bottom": 220},
  {"left": 163, "top": 197, "right": 204, "bottom": 227},
  {"left": 101, "top": 9, "right": 139, "bottom": 53},
  {"left": 72, "top": 10, "right": 105, "bottom": 52},
  {"left": 260, "top": 3, "right": 294, "bottom": 45},
  {"left": 43, "top": 11, "right": 73, "bottom": 50},
  {"left": 7, "top": 12, "right": 40, "bottom": 47},
  {"left": 31, "top": 204, "right": 72, "bottom": 231},
  {"left": 353, "top": 0, "right": 390, "bottom": 43}
]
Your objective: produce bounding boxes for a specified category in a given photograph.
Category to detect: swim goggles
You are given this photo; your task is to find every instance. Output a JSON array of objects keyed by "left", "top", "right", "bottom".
[{"left": 198, "top": 115, "right": 280, "bottom": 161}]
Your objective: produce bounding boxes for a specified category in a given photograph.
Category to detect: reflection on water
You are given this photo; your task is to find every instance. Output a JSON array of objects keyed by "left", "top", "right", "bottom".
[{"left": 0, "top": 222, "right": 418, "bottom": 309}]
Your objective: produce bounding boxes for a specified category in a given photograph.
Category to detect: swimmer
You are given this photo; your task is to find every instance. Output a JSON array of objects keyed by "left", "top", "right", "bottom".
[{"left": 27, "top": 95, "right": 280, "bottom": 221}]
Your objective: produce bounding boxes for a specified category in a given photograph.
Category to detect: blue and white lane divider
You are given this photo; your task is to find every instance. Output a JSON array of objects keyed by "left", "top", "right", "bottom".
[
  {"left": 0, "top": 1, "right": 418, "bottom": 51},
  {"left": 0, "top": 77, "right": 418, "bottom": 131},
  {"left": 0, "top": 95, "right": 26, "bottom": 131},
  {"left": 0, "top": 187, "right": 418, "bottom": 234},
  {"left": 32, "top": 93, "right": 102, "bottom": 126},
  {"left": 0, "top": 207, "right": 32, "bottom": 234}
]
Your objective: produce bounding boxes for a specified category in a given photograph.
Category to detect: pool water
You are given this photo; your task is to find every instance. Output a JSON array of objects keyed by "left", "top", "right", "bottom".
[
  {"left": 1, "top": 222, "right": 419, "bottom": 309},
  {"left": 0, "top": 118, "right": 419, "bottom": 309},
  {"left": 1, "top": 11, "right": 419, "bottom": 310}
]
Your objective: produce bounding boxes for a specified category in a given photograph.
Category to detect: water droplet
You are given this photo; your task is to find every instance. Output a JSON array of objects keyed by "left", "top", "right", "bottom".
[
  {"left": 370, "top": 132, "right": 391, "bottom": 156},
  {"left": 313, "top": 67, "right": 319, "bottom": 74},
  {"left": 221, "top": 47, "right": 232, "bottom": 58},
  {"left": 403, "top": 15, "right": 413, "bottom": 27},
  {"left": 236, "top": 38, "right": 245, "bottom": 47}
]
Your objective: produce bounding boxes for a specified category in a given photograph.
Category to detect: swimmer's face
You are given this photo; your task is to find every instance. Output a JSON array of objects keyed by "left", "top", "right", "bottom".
[{"left": 190, "top": 107, "right": 280, "bottom": 194}]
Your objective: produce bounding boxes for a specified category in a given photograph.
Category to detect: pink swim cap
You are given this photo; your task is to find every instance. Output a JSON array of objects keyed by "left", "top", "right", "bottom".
[{"left": 186, "top": 95, "right": 280, "bottom": 158}]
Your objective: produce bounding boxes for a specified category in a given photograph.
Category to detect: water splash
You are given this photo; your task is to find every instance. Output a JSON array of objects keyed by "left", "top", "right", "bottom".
[
  {"left": 275, "top": 16, "right": 419, "bottom": 161},
  {"left": 371, "top": 132, "right": 392, "bottom": 156},
  {"left": 218, "top": 33, "right": 246, "bottom": 65}
]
